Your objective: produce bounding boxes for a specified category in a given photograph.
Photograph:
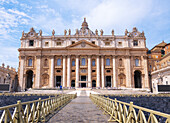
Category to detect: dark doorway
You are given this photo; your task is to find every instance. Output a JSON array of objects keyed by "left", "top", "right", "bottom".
[
  {"left": 134, "top": 70, "right": 142, "bottom": 88},
  {"left": 106, "top": 76, "right": 111, "bottom": 87},
  {"left": 92, "top": 80, "right": 96, "bottom": 88},
  {"left": 71, "top": 80, "right": 75, "bottom": 87},
  {"left": 56, "top": 76, "right": 61, "bottom": 87},
  {"left": 26, "top": 70, "right": 33, "bottom": 88},
  {"left": 81, "top": 83, "right": 86, "bottom": 87},
  {"left": 81, "top": 76, "right": 86, "bottom": 81}
]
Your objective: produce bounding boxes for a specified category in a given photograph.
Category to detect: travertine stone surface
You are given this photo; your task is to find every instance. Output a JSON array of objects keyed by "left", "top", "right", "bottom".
[{"left": 48, "top": 91, "right": 109, "bottom": 123}]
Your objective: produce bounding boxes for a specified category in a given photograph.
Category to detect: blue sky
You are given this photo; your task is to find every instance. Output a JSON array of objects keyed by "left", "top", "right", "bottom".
[{"left": 0, "top": 0, "right": 170, "bottom": 69}]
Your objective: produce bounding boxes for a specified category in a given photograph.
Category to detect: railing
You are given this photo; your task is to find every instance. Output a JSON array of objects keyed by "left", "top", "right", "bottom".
[
  {"left": 0, "top": 94, "right": 76, "bottom": 123},
  {"left": 90, "top": 94, "right": 170, "bottom": 123}
]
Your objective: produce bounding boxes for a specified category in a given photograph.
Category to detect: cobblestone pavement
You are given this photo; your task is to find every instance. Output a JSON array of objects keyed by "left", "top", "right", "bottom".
[{"left": 47, "top": 91, "right": 110, "bottom": 123}]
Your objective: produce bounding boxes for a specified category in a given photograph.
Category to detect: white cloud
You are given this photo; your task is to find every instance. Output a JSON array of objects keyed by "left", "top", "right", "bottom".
[
  {"left": 84, "top": 0, "right": 153, "bottom": 34},
  {"left": 0, "top": 45, "right": 18, "bottom": 69}
]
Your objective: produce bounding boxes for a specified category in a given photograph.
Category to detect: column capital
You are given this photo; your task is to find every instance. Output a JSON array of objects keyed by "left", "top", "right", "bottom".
[
  {"left": 49, "top": 55, "right": 54, "bottom": 59},
  {"left": 62, "top": 55, "right": 67, "bottom": 58},
  {"left": 76, "top": 55, "right": 80, "bottom": 58},
  {"left": 125, "top": 55, "right": 131, "bottom": 59},
  {"left": 36, "top": 55, "right": 41, "bottom": 59},
  {"left": 20, "top": 56, "right": 25, "bottom": 59},
  {"left": 112, "top": 55, "right": 116, "bottom": 58}
]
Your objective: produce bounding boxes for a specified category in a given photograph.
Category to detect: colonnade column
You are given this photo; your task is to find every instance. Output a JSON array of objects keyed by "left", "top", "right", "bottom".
[
  {"left": 76, "top": 55, "right": 79, "bottom": 88},
  {"left": 143, "top": 56, "right": 149, "bottom": 88},
  {"left": 88, "top": 55, "right": 91, "bottom": 88},
  {"left": 125, "top": 56, "right": 131, "bottom": 88},
  {"left": 67, "top": 55, "right": 71, "bottom": 87},
  {"left": 101, "top": 55, "right": 105, "bottom": 88},
  {"left": 19, "top": 56, "right": 25, "bottom": 91},
  {"left": 49, "top": 56, "right": 54, "bottom": 88},
  {"left": 112, "top": 55, "right": 116, "bottom": 88},
  {"left": 35, "top": 56, "right": 41, "bottom": 88},
  {"left": 62, "top": 55, "right": 66, "bottom": 87},
  {"left": 96, "top": 55, "right": 100, "bottom": 87}
]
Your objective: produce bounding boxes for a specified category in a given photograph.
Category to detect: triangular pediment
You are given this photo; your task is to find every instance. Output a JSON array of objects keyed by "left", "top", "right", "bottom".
[{"left": 66, "top": 40, "right": 99, "bottom": 49}]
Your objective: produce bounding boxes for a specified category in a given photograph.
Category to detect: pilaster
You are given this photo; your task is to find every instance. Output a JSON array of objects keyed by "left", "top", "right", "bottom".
[{"left": 88, "top": 55, "right": 91, "bottom": 88}]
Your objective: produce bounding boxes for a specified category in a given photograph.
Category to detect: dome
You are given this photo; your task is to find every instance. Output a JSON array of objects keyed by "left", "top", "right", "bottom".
[{"left": 81, "top": 18, "right": 88, "bottom": 29}]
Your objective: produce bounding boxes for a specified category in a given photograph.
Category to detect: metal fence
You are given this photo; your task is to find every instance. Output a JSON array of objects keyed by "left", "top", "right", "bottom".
[
  {"left": 90, "top": 94, "right": 170, "bottom": 123},
  {"left": 0, "top": 93, "right": 77, "bottom": 123}
]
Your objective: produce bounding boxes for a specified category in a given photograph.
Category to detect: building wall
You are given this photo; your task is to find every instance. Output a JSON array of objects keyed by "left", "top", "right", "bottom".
[
  {"left": 0, "top": 63, "right": 17, "bottom": 91},
  {"left": 18, "top": 21, "right": 149, "bottom": 91}
]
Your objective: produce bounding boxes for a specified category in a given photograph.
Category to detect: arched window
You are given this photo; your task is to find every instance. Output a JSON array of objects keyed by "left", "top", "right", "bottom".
[
  {"left": 57, "top": 58, "right": 61, "bottom": 66},
  {"left": 72, "top": 59, "right": 75, "bottom": 66},
  {"left": 119, "top": 59, "right": 123, "bottom": 67},
  {"left": 81, "top": 58, "right": 86, "bottom": 66},
  {"left": 106, "top": 58, "right": 110, "bottom": 66},
  {"left": 92, "top": 59, "right": 95, "bottom": 66},
  {"left": 135, "top": 59, "right": 139, "bottom": 66},
  {"left": 44, "top": 59, "right": 48, "bottom": 67},
  {"left": 28, "top": 59, "right": 32, "bottom": 66}
]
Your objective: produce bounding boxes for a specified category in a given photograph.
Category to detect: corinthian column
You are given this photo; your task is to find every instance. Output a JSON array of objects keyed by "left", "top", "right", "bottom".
[
  {"left": 101, "top": 55, "right": 105, "bottom": 88},
  {"left": 67, "top": 55, "right": 71, "bottom": 87},
  {"left": 112, "top": 56, "right": 116, "bottom": 88},
  {"left": 125, "top": 56, "right": 131, "bottom": 88},
  {"left": 35, "top": 56, "right": 41, "bottom": 88},
  {"left": 96, "top": 55, "right": 100, "bottom": 87},
  {"left": 49, "top": 56, "right": 54, "bottom": 88},
  {"left": 88, "top": 55, "right": 91, "bottom": 88},
  {"left": 62, "top": 55, "right": 66, "bottom": 87},
  {"left": 76, "top": 55, "right": 79, "bottom": 88},
  {"left": 19, "top": 56, "right": 25, "bottom": 91}
]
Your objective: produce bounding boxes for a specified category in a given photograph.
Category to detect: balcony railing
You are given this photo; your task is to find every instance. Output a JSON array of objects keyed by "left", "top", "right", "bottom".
[{"left": 90, "top": 94, "right": 170, "bottom": 123}]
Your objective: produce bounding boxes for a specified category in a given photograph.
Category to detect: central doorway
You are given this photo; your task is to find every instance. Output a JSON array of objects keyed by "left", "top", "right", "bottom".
[
  {"left": 56, "top": 76, "right": 61, "bottom": 87},
  {"left": 81, "top": 83, "right": 86, "bottom": 87},
  {"left": 134, "top": 70, "right": 142, "bottom": 88},
  {"left": 81, "top": 76, "right": 86, "bottom": 81},
  {"left": 105, "top": 76, "right": 111, "bottom": 87},
  {"left": 26, "top": 70, "right": 33, "bottom": 88}
]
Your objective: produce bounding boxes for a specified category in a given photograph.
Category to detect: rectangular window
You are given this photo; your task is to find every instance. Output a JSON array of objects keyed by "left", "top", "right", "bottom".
[
  {"left": 106, "top": 58, "right": 110, "bottom": 66},
  {"left": 106, "top": 70, "right": 110, "bottom": 73},
  {"left": 92, "top": 59, "right": 95, "bottom": 66},
  {"left": 57, "top": 70, "right": 61, "bottom": 72},
  {"left": 92, "top": 41, "right": 95, "bottom": 44},
  {"left": 81, "top": 58, "right": 86, "bottom": 66},
  {"left": 72, "top": 60, "right": 75, "bottom": 66},
  {"left": 28, "top": 59, "right": 32, "bottom": 66},
  {"left": 29, "top": 40, "right": 34, "bottom": 46},
  {"left": 92, "top": 70, "right": 95, "bottom": 72},
  {"left": 118, "top": 42, "right": 122, "bottom": 46},
  {"left": 57, "top": 42, "right": 61, "bottom": 46},
  {"left": 105, "top": 42, "right": 110, "bottom": 46},
  {"left": 133, "top": 40, "right": 138, "bottom": 46},
  {"left": 45, "top": 42, "right": 49, "bottom": 46},
  {"left": 72, "top": 70, "right": 75, "bottom": 72},
  {"left": 135, "top": 59, "right": 139, "bottom": 66},
  {"left": 72, "top": 41, "right": 75, "bottom": 44}
]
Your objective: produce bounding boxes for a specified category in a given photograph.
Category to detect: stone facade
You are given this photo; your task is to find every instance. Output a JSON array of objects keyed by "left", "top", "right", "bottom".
[
  {"left": 151, "top": 53, "right": 170, "bottom": 93},
  {"left": 0, "top": 63, "right": 18, "bottom": 91},
  {"left": 18, "top": 18, "right": 149, "bottom": 91}
]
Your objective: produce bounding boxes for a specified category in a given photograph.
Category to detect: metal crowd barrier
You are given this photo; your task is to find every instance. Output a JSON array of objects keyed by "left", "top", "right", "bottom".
[
  {"left": 90, "top": 94, "right": 170, "bottom": 123},
  {"left": 0, "top": 93, "right": 77, "bottom": 123}
]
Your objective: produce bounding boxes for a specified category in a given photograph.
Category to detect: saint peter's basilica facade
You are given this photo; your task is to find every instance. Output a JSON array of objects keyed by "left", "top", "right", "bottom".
[{"left": 18, "top": 18, "right": 149, "bottom": 91}]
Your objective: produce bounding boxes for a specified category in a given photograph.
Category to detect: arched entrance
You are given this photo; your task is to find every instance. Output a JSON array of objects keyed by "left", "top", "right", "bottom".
[
  {"left": 92, "top": 80, "right": 96, "bottom": 88},
  {"left": 71, "top": 80, "right": 75, "bottom": 87},
  {"left": 134, "top": 70, "right": 142, "bottom": 88},
  {"left": 26, "top": 70, "right": 33, "bottom": 88}
]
